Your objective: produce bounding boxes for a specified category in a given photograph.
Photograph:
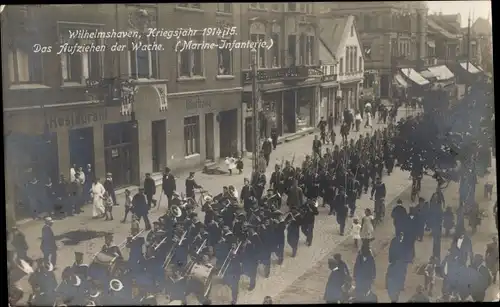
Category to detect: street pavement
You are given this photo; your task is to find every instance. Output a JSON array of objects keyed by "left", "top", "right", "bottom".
[
  {"left": 14, "top": 110, "right": 409, "bottom": 303},
  {"left": 275, "top": 159, "right": 499, "bottom": 303}
]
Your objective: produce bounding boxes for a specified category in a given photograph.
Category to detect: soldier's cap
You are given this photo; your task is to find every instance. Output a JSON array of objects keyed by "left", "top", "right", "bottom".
[
  {"left": 237, "top": 212, "right": 246, "bottom": 217},
  {"left": 105, "top": 234, "right": 113, "bottom": 239},
  {"left": 106, "top": 172, "right": 112, "bottom": 177},
  {"left": 397, "top": 199, "right": 403, "bottom": 204},
  {"left": 145, "top": 173, "right": 151, "bottom": 176},
  {"left": 272, "top": 210, "right": 282, "bottom": 215},
  {"left": 267, "top": 188, "right": 274, "bottom": 193},
  {"left": 139, "top": 187, "right": 145, "bottom": 191},
  {"left": 75, "top": 251, "right": 84, "bottom": 257},
  {"left": 189, "top": 212, "right": 198, "bottom": 218},
  {"left": 165, "top": 167, "right": 171, "bottom": 172},
  {"left": 189, "top": 172, "right": 195, "bottom": 176},
  {"left": 418, "top": 197, "right": 425, "bottom": 202},
  {"left": 153, "top": 221, "right": 160, "bottom": 225}
]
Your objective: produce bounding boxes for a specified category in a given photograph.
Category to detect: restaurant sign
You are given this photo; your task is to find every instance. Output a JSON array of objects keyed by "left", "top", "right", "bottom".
[{"left": 48, "top": 108, "right": 107, "bottom": 129}]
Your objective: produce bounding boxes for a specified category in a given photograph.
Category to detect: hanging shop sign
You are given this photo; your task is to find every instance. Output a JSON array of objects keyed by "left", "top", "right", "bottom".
[{"left": 47, "top": 108, "right": 108, "bottom": 129}]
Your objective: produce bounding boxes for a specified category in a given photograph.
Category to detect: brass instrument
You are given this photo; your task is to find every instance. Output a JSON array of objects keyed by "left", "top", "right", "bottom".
[
  {"left": 116, "top": 229, "right": 145, "bottom": 249},
  {"left": 217, "top": 241, "right": 242, "bottom": 278},
  {"left": 281, "top": 211, "right": 302, "bottom": 224},
  {"left": 170, "top": 205, "right": 183, "bottom": 218},
  {"left": 153, "top": 235, "right": 169, "bottom": 251},
  {"left": 163, "top": 230, "right": 188, "bottom": 269}
]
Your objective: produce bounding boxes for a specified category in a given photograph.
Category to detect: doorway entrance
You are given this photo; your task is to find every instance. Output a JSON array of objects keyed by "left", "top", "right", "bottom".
[
  {"left": 219, "top": 109, "right": 238, "bottom": 158},
  {"left": 104, "top": 123, "right": 136, "bottom": 187},
  {"left": 151, "top": 120, "right": 166, "bottom": 173},
  {"left": 205, "top": 113, "right": 215, "bottom": 161},
  {"left": 245, "top": 117, "right": 253, "bottom": 153},
  {"left": 69, "top": 127, "right": 94, "bottom": 170}
]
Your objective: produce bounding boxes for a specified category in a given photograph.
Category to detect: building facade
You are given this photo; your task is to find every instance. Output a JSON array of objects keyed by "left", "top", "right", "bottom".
[
  {"left": 238, "top": 3, "right": 323, "bottom": 152},
  {"left": 318, "top": 40, "right": 338, "bottom": 122},
  {"left": 2, "top": 4, "right": 242, "bottom": 221},
  {"left": 321, "top": 2, "right": 427, "bottom": 99}
]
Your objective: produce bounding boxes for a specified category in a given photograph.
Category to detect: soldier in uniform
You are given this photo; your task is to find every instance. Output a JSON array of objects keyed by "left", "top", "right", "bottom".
[
  {"left": 271, "top": 210, "right": 286, "bottom": 265},
  {"left": 270, "top": 164, "right": 285, "bottom": 198},
  {"left": 301, "top": 200, "right": 319, "bottom": 246},
  {"left": 287, "top": 179, "right": 304, "bottom": 210},
  {"left": 244, "top": 227, "right": 261, "bottom": 291},
  {"left": 485, "top": 237, "right": 499, "bottom": 284},
  {"left": 346, "top": 172, "right": 359, "bottom": 217},
  {"left": 29, "top": 258, "right": 58, "bottom": 300},
  {"left": 286, "top": 208, "right": 302, "bottom": 257},
  {"left": 251, "top": 170, "right": 267, "bottom": 201},
  {"left": 240, "top": 178, "right": 256, "bottom": 214},
  {"left": 71, "top": 251, "right": 89, "bottom": 280},
  {"left": 126, "top": 230, "right": 145, "bottom": 273},
  {"left": 101, "top": 234, "right": 123, "bottom": 259}
]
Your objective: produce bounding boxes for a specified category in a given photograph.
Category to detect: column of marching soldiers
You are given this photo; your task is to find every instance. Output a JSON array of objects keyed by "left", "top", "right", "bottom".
[{"left": 11, "top": 114, "right": 405, "bottom": 306}]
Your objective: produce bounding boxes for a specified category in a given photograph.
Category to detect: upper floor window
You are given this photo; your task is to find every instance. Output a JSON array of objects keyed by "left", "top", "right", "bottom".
[
  {"left": 218, "top": 37, "right": 233, "bottom": 75},
  {"left": 217, "top": 4, "right": 232, "bottom": 13},
  {"left": 363, "top": 15, "right": 372, "bottom": 29},
  {"left": 178, "top": 35, "right": 204, "bottom": 78},
  {"left": 351, "top": 26, "right": 354, "bottom": 37},
  {"left": 251, "top": 34, "right": 266, "bottom": 68},
  {"left": 345, "top": 47, "right": 350, "bottom": 73},
  {"left": 59, "top": 27, "right": 103, "bottom": 83},
  {"left": 359, "top": 56, "right": 363, "bottom": 72},
  {"left": 271, "top": 3, "right": 280, "bottom": 11},
  {"left": 299, "top": 4, "right": 306, "bottom": 13},
  {"left": 339, "top": 58, "right": 343, "bottom": 75},
  {"left": 354, "top": 47, "right": 358, "bottom": 71},
  {"left": 306, "top": 4, "right": 313, "bottom": 14},
  {"left": 8, "top": 46, "right": 43, "bottom": 85},
  {"left": 271, "top": 32, "right": 280, "bottom": 67},
  {"left": 178, "top": 4, "right": 201, "bottom": 9},
  {"left": 330, "top": 65, "right": 335, "bottom": 75},
  {"left": 306, "top": 36, "right": 314, "bottom": 65},
  {"left": 128, "top": 35, "right": 158, "bottom": 79},
  {"left": 287, "top": 3, "right": 296, "bottom": 12},
  {"left": 250, "top": 3, "right": 266, "bottom": 10}
]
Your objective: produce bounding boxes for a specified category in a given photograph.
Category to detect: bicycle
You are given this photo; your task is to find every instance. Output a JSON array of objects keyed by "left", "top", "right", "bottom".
[
  {"left": 411, "top": 176, "right": 421, "bottom": 202},
  {"left": 372, "top": 198, "right": 385, "bottom": 227}
]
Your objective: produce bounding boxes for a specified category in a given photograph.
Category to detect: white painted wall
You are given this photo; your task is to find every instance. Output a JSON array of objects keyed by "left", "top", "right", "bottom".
[{"left": 334, "top": 16, "right": 365, "bottom": 83}]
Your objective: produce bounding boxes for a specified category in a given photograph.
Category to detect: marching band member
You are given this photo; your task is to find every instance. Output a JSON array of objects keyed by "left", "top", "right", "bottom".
[
  {"left": 126, "top": 229, "right": 146, "bottom": 273},
  {"left": 240, "top": 178, "right": 256, "bottom": 214},
  {"left": 28, "top": 258, "right": 57, "bottom": 299},
  {"left": 287, "top": 208, "right": 302, "bottom": 257},
  {"left": 301, "top": 199, "right": 319, "bottom": 246},
  {"left": 251, "top": 170, "right": 267, "bottom": 201},
  {"left": 167, "top": 266, "right": 188, "bottom": 305}
]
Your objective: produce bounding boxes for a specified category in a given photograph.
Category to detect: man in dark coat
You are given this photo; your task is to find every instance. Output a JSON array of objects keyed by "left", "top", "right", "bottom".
[
  {"left": 40, "top": 217, "right": 57, "bottom": 267},
  {"left": 287, "top": 179, "right": 304, "bottom": 209},
  {"left": 270, "top": 127, "right": 278, "bottom": 150},
  {"left": 251, "top": 171, "right": 266, "bottom": 201},
  {"left": 262, "top": 138, "right": 273, "bottom": 167},
  {"left": 353, "top": 244, "right": 376, "bottom": 297},
  {"left": 143, "top": 173, "right": 156, "bottom": 209},
  {"left": 132, "top": 188, "right": 151, "bottom": 230},
  {"left": 286, "top": 209, "right": 301, "bottom": 257},
  {"left": 324, "top": 255, "right": 350, "bottom": 303},
  {"left": 391, "top": 199, "right": 407, "bottom": 235},
  {"left": 333, "top": 186, "right": 349, "bottom": 235},
  {"left": 240, "top": 178, "right": 256, "bottom": 214},
  {"left": 386, "top": 261, "right": 407, "bottom": 302},
  {"left": 451, "top": 230, "right": 473, "bottom": 266},
  {"left": 185, "top": 172, "right": 202, "bottom": 199},
  {"left": 469, "top": 254, "right": 492, "bottom": 301},
  {"left": 162, "top": 167, "right": 176, "bottom": 209},
  {"left": 10, "top": 227, "right": 30, "bottom": 262}
]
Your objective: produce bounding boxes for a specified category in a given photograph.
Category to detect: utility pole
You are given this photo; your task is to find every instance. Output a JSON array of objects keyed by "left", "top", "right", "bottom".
[
  {"left": 251, "top": 49, "right": 260, "bottom": 174},
  {"left": 466, "top": 10, "right": 471, "bottom": 95}
]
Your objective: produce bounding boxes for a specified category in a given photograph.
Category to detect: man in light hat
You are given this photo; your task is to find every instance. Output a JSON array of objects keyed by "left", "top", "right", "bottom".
[
  {"left": 261, "top": 137, "right": 273, "bottom": 167},
  {"left": 40, "top": 216, "right": 57, "bottom": 267},
  {"left": 162, "top": 167, "right": 177, "bottom": 210},
  {"left": 103, "top": 173, "right": 117, "bottom": 206}
]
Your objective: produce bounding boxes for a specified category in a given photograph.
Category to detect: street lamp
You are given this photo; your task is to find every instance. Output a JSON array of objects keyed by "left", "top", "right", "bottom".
[{"left": 250, "top": 48, "right": 260, "bottom": 174}]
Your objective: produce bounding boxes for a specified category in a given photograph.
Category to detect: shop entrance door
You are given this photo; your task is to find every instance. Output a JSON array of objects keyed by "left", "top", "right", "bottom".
[
  {"left": 104, "top": 123, "right": 135, "bottom": 187},
  {"left": 69, "top": 127, "right": 94, "bottom": 170},
  {"left": 219, "top": 109, "right": 237, "bottom": 157},
  {"left": 151, "top": 120, "right": 166, "bottom": 173},
  {"left": 205, "top": 113, "right": 214, "bottom": 161}
]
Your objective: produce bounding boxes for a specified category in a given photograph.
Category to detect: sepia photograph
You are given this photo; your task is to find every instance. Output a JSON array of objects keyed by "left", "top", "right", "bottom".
[{"left": 3, "top": 2, "right": 496, "bottom": 305}]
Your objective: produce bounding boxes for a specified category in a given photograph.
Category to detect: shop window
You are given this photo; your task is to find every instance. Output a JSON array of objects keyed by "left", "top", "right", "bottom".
[
  {"left": 271, "top": 33, "right": 280, "bottom": 67},
  {"left": 250, "top": 34, "right": 266, "bottom": 68},
  {"left": 217, "top": 3, "right": 232, "bottom": 13},
  {"left": 217, "top": 38, "right": 233, "bottom": 75},
  {"left": 178, "top": 35, "right": 204, "bottom": 78},
  {"left": 128, "top": 35, "right": 158, "bottom": 79},
  {"left": 177, "top": 4, "right": 201, "bottom": 9},
  {"left": 184, "top": 116, "right": 200, "bottom": 156},
  {"left": 297, "top": 91, "right": 313, "bottom": 130},
  {"left": 363, "top": 15, "right": 372, "bottom": 29},
  {"left": 8, "top": 47, "right": 43, "bottom": 84},
  {"left": 59, "top": 27, "right": 102, "bottom": 83}
]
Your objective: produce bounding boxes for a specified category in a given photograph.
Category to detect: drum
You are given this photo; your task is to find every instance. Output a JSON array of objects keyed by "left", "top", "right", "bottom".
[
  {"left": 187, "top": 263, "right": 215, "bottom": 298},
  {"left": 89, "top": 252, "right": 117, "bottom": 280}
]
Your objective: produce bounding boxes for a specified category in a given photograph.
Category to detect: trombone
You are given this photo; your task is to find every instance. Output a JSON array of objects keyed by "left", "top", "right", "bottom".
[
  {"left": 116, "top": 229, "right": 145, "bottom": 249},
  {"left": 153, "top": 235, "right": 169, "bottom": 251},
  {"left": 162, "top": 230, "right": 187, "bottom": 269},
  {"left": 217, "top": 241, "right": 242, "bottom": 278}
]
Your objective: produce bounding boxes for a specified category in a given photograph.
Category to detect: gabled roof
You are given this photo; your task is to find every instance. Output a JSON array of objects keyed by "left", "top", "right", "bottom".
[
  {"left": 427, "top": 19, "right": 461, "bottom": 40},
  {"left": 319, "top": 16, "right": 349, "bottom": 57},
  {"left": 319, "top": 39, "right": 336, "bottom": 64},
  {"left": 472, "top": 17, "right": 492, "bottom": 35}
]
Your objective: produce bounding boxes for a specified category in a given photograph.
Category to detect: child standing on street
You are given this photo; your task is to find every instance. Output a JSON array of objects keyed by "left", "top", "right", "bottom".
[
  {"left": 103, "top": 191, "right": 114, "bottom": 221},
  {"left": 236, "top": 156, "right": 244, "bottom": 174},
  {"left": 351, "top": 218, "right": 361, "bottom": 248},
  {"left": 423, "top": 256, "right": 436, "bottom": 296},
  {"left": 121, "top": 189, "right": 133, "bottom": 223}
]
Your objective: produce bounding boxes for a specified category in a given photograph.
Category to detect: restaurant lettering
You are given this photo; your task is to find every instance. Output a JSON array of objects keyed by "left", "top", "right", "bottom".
[
  {"left": 48, "top": 109, "right": 107, "bottom": 129},
  {"left": 186, "top": 97, "right": 211, "bottom": 111}
]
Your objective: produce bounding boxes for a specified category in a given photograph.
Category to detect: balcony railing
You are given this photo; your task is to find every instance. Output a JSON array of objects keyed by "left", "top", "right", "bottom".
[{"left": 241, "top": 65, "right": 322, "bottom": 84}]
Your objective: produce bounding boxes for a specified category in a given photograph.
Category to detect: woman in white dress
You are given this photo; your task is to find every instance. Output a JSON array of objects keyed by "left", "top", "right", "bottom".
[
  {"left": 91, "top": 178, "right": 106, "bottom": 218},
  {"left": 360, "top": 208, "right": 375, "bottom": 247},
  {"left": 225, "top": 156, "right": 237, "bottom": 175}
]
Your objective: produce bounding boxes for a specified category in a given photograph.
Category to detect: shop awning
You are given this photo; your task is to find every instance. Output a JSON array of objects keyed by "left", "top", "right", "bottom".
[
  {"left": 394, "top": 74, "right": 409, "bottom": 88},
  {"left": 427, "top": 65, "right": 455, "bottom": 81},
  {"left": 400, "top": 68, "right": 430, "bottom": 86},
  {"left": 460, "top": 62, "right": 481, "bottom": 74},
  {"left": 419, "top": 70, "right": 437, "bottom": 80},
  {"left": 321, "top": 81, "right": 339, "bottom": 88},
  {"left": 426, "top": 40, "right": 436, "bottom": 48}
]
